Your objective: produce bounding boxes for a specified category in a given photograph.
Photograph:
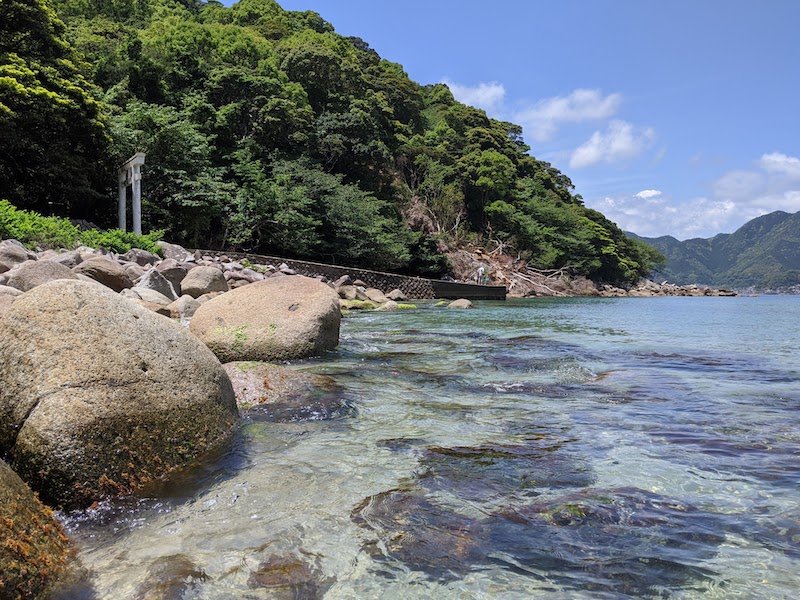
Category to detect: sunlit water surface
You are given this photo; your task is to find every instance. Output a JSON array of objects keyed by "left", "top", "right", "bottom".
[{"left": 59, "top": 296, "right": 800, "bottom": 599}]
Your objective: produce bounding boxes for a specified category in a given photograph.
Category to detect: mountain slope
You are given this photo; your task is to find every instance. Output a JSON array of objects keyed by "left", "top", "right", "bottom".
[
  {"left": 0, "top": 0, "right": 663, "bottom": 284},
  {"left": 629, "top": 210, "right": 800, "bottom": 290}
]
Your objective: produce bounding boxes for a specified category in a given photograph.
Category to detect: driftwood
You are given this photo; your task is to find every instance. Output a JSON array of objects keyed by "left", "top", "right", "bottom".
[{"left": 511, "top": 271, "right": 568, "bottom": 297}]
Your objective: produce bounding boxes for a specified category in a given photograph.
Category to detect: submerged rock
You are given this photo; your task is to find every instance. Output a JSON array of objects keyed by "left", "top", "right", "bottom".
[
  {"left": 418, "top": 442, "right": 595, "bottom": 501},
  {"left": 190, "top": 276, "right": 340, "bottom": 362},
  {"left": 0, "top": 280, "right": 239, "bottom": 509},
  {"left": 447, "top": 298, "right": 473, "bottom": 309},
  {"left": 224, "top": 361, "right": 350, "bottom": 421},
  {"left": 247, "top": 552, "right": 334, "bottom": 598},
  {"left": 487, "top": 487, "right": 728, "bottom": 596},
  {"left": 133, "top": 554, "right": 207, "bottom": 600},
  {"left": 352, "top": 487, "right": 485, "bottom": 581}
]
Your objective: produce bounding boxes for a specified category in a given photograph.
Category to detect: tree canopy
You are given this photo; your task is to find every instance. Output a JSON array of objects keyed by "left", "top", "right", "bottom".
[{"left": 0, "top": 0, "right": 663, "bottom": 283}]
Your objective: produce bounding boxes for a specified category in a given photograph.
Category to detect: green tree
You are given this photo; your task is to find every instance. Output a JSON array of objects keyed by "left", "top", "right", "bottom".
[
  {"left": 0, "top": 0, "right": 111, "bottom": 217},
  {"left": 111, "top": 101, "right": 232, "bottom": 245}
]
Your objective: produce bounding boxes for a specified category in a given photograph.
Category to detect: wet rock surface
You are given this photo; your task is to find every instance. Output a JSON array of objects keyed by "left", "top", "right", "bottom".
[
  {"left": 247, "top": 552, "right": 334, "bottom": 598},
  {"left": 0, "top": 458, "right": 72, "bottom": 599},
  {"left": 133, "top": 554, "right": 208, "bottom": 600},
  {"left": 352, "top": 487, "right": 486, "bottom": 581}
]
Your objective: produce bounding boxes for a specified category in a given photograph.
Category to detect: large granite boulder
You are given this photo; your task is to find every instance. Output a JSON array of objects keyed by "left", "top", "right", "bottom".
[
  {"left": 364, "top": 288, "right": 389, "bottom": 304},
  {"left": 155, "top": 258, "right": 189, "bottom": 294},
  {"left": 0, "top": 280, "right": 239, "bottom": 509},
  {"left": 47, "top": 249, "right": 83, "bottom": 269},
  {"left": 121, "top": 287, "right": 174, "bottom": 306},
  {"left": 5, "top": 260, "right": 78, "bottom": 292},
  {"left": 0, "top": 458, "right": 71, "bottom": 599},
  {"left": 0, "top": 294, "right": 16, "bottom": 319},
  {"left": 180, "top": 265, "right": 228, "bottom": 298},
  {"left": 72, "top": 256, "right": 133, "bottom": 292},
  {"left": 134, "top": 268, "right": 179, "bottom": 301},
  {"left": 120, "top": 248, "right": 160, "bottom": 267},
  {"left": 157, "top": 240, "right": 191, "bottom": 261},
  {"left": 386, "top": 288, "right": 408, "bottom": 301},
  {"left": 0, "top": 240, "right": 35, "bottom": 271},
  {"left": 190, "top": 276, "right": 340, "bottom": 362},
  {"left": 166, "top": 294, "right": 201, "bottom": 319},
  {"left": 0, "top": 284, "right": 23, "bottom": 297}
]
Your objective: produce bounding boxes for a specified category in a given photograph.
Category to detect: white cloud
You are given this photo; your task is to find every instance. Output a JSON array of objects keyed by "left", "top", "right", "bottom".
[
  {"left": 586, "top": 151, "right": 800, "bottom": 239},
  {"left": 513, "top": 88, "right": 622, "bottom": 142},
  {"left": 569, "top": 120, "right": 655, "bottom": 169},
  {"left": 441, "top": 79, "right": 506, "bottom": 113},
  {"left": 592, "top": 192, "right": 739, "bottom": 239},
  {"left": 709, "top": 156, "right": 800, "bottom": 214},
  {"left": 758, "top": 152, "right": 800, "bottom": 179},
  {"left": 711, "top": 170, "right": 764, "bottom": 199}
]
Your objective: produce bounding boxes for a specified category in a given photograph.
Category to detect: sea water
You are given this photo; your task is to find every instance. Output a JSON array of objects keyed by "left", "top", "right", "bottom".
[{"left": 59, "top": 296, "right": 800, "bottom": 599}]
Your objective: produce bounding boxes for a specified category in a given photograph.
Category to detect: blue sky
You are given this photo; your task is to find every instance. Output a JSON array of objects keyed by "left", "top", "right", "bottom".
[{"left": 248, "top": 1, "right": 799, "bottom": 240}]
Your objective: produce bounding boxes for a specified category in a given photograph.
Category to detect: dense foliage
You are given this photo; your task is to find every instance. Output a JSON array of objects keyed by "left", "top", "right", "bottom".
[
  {"left": 0, "top": 0, "right": 111, "bottom": 218},
  {"left": 0, "top": 0, "right": 663, "bottom": 282},
  {"left": 0, "top": 199, "right": 163, "bottom": 254},
  {"left": 629, "top": 210, "right": 800, "bottom": 290}
]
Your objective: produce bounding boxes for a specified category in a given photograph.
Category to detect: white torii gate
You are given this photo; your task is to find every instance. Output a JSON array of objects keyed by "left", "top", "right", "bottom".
[{"left": 118, "top": 152, "right": 146, "bottom": 234}]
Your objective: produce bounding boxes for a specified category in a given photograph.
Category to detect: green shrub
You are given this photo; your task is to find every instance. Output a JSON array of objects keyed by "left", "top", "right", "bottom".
[
  {"left": 0, "top": 200, "right": 163, "bottom": 255},
  {"left": 0, "top": 199, "right": 82, "bottom": 249},
  {"left": 79, "top": 228, "right": 164, "bottom": 256}
]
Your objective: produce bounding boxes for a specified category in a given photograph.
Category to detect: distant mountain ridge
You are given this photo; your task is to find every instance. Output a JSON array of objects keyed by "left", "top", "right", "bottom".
[{"left": 628, "top": 210, "right": 800, "bottom": 291}]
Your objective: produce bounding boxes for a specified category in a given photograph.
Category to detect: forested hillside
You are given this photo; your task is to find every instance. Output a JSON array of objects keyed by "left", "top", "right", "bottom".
[
  {"left": 1, "top": 0, "right": 662, "bottom": 282},
  {"left": 629, "top": 210, "right": 800, "bottom": 290}
]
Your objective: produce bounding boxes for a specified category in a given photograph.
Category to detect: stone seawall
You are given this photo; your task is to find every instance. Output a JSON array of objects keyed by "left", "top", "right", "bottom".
[{"left": 193, "top": 250, "right": 506, "bottom": 300}]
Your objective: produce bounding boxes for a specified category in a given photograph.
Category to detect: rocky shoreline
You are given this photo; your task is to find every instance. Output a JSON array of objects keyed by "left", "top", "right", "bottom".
[
  {"left": 0, "top": 238, "right": 483, "bottom": 596},
  {"left": 513, "top": 275, "right": 738, "bottom": 298},
  {"left": 0, "top": 237, "right": 740, "bottom": 595},
  {"left": 444, "top": 247, "right": 738, "bottom": 298}
]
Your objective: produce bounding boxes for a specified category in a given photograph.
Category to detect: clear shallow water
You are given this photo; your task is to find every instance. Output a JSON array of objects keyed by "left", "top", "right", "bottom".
[{"left": 59, "top": 296, "right": 800, "bottom": 599}]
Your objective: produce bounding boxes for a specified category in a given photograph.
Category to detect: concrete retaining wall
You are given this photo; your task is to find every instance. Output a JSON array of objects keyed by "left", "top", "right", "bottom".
[{"left": 194, "top": 250, "right": 506, "bottom": 300}]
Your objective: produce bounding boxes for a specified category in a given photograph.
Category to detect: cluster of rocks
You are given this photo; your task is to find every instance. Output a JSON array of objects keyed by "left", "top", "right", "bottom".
[
  {"left": 0, "top": 240, "right": 290, "bottom": 320},
  {"left": 0, "top": 240, "right": 475, "bottom": 320},
  {"left": 0, "top": 239, "right": 351, "bottom": 595},
  {"left": 598, "top": 279, "right": 738, "bottom": 297},
  {"left": 0, "top": 236, "right": 483, "bottom": 596}
]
